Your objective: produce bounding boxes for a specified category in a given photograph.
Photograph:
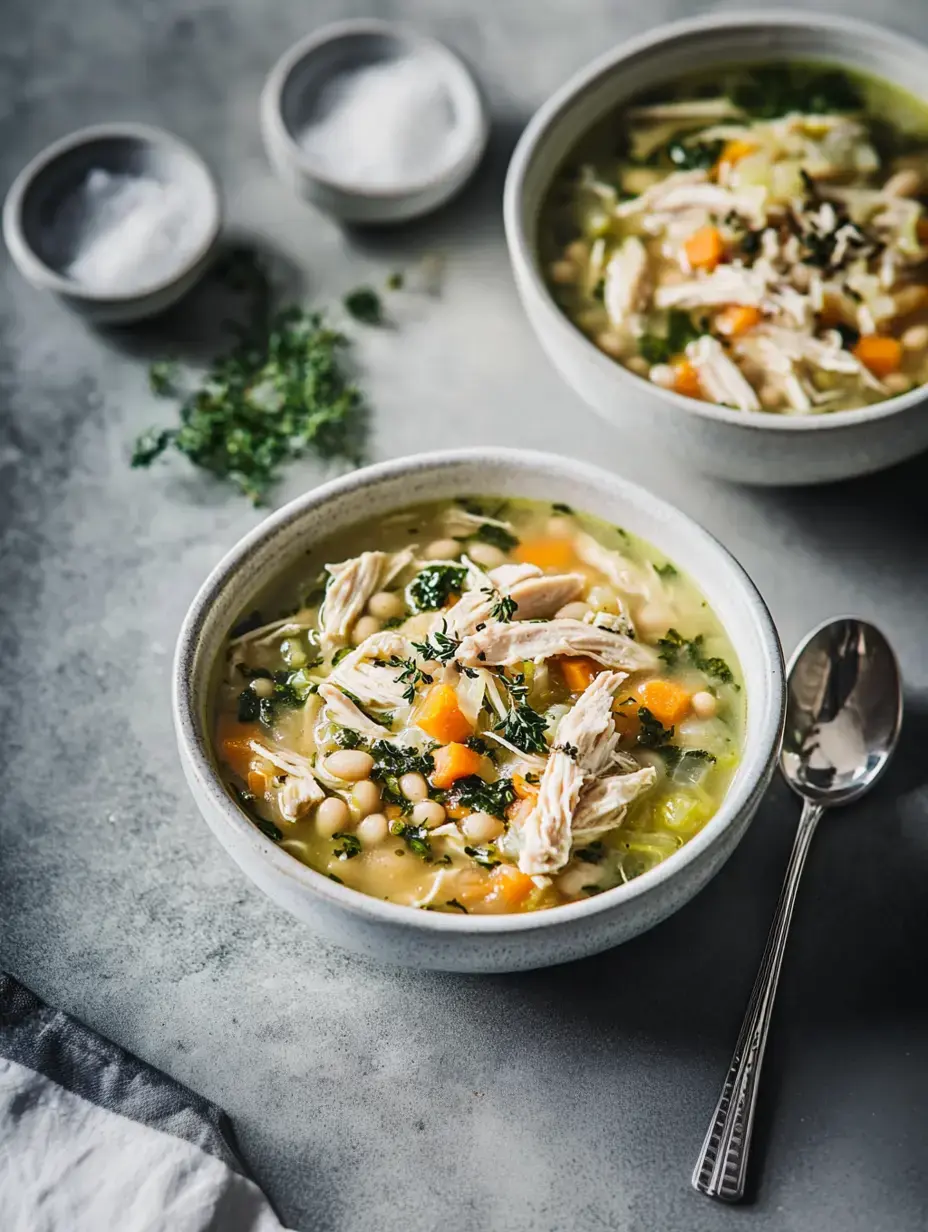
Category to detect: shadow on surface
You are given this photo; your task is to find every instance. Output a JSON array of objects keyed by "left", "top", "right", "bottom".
[
  {"left": 340, "top": 114, "right": 527, "bottom": 256},
  {"left": 92, "top": 233, "right": 307, "bottom": 367}
]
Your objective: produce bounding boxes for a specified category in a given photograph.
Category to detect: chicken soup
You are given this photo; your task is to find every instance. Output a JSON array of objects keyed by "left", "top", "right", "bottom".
[
  {"left": 542, "top": 62, "right": 928, "bottom": 414},
  {"left": 214, "top": 499, "right": 744, "bottom": 914}
]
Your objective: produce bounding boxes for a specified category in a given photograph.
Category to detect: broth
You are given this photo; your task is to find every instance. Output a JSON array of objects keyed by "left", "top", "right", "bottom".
[{"left": 213, "top": 498, "right": 744, "bottom": 914}]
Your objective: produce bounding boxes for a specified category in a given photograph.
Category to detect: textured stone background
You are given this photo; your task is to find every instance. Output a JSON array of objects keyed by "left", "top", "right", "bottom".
[{"left": 2, "top": 1, "right": 927, "bottom": 1229}]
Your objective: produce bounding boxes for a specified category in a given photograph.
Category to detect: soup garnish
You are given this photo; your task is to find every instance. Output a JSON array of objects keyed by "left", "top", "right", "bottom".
[
  {"left": 542, "top": 62, "right": 928, "bottom": 414},
  {"left": 214, "top": 499, "right": 743, "bottom": 913}
]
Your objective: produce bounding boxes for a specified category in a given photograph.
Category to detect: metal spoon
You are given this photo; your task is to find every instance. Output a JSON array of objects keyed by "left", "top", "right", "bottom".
[{"left": 692, "top": 616, "right": 903, "bottom": 1203}]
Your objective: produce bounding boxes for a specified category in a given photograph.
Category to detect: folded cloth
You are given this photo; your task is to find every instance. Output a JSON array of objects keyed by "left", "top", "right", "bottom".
[{"left": 0, "top": 973, "right": 292, "bottom": 1232}]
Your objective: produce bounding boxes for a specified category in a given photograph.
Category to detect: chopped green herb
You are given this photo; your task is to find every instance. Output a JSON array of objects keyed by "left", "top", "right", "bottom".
[
  {"left": 666, "top": 138, "right": 724, "bottom": 170},
  {"left": 407, "top": 564, "right": 468, "bottom": 612},
  {"left": 386, "top": 271, "right": 404, "bottom": 291},
  {"left": 471, "top": 522, "right": 519, "bottom": 553},
  {"left": 581, "top": 884, "right": 604, "bottom": 896},
  {"left": 328, "top": 872, "right": 344, "bottom": 885},
  {"left": 370, "top": 740, "right": 435, "bottom": 783},
  {"left": 333, "top": 832, "right": 362, "bottom": 860},
  {"left": 333, "top": 727, "right": 365, "bottom": 749},
  {"left": 412, "top": 623, "right": 461, "bottom": 663},
  {"left": 445, "top": 898, "right": 468, "bottom": 912},
  {"left": 655, "top": 562, "right": 678, "bottom": 579},
  {"left": 637, "top": 705, "right": 675, "bottom": 749},
  {"left": 450, "top": 775, "right": 516, "bottom": 820},
  {"left": 343, "top": 286, "right": 384, "bottom": 324},
  {"left": 464, "top": 844, "right": 501, "bottom": 870},
  {"left": 148, "top": 360, "right": 178, "bottom": 397},
  {"left": 657, "top": 628, "right": 735, "bottom": 685},
  {"left": 551, "top": 502, "right": 573, "bottom": 514},
  {"left": 576, "top": 842, "right": 605, "bottom": 864},
  {"left": 481, "top": 587, "right": 518, "bottom": 623},
  {"left": 662, "top": 746, "right": 717, "bottom": 773},
  {"left": 132, "top": 283, "right": 366, "bottom": 504},
  {"left": 389, "top": 819, "right": 432, "bottom": 859},
  {"left": 332, "top": 646, "right": 353, "bottom": 667},
  {"left": 388, "top": 655, "right": 434, "bottom": 704},
  {"left": 733, "top": 65, "right": 862, "bottom": 119},
  {"left": 256, "top": 818, "right": 283, "bottom": 842},
  {"left": 638, "top": 309, "right": 704, "bottom": 365}
]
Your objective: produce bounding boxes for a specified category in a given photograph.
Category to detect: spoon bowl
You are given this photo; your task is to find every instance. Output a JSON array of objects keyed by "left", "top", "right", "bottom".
[{"left": 781, "top": 618, "right": 903, "bottom": 807}]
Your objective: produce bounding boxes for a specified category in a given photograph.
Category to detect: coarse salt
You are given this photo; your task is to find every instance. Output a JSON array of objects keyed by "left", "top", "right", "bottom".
[
  {"left": 61, "top": 169, "right": 199, "bottom": 294},
  {"left": 298, "top": 54, "right": 461, "bottom": 188}
]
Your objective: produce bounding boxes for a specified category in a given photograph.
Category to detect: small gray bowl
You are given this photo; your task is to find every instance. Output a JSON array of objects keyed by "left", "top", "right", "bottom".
[
  {"left": 260, "top": 19, "right": 489, "bottom": 225},
  {"left": 3, "top": 122, "right": 222, "bottom": 325}
]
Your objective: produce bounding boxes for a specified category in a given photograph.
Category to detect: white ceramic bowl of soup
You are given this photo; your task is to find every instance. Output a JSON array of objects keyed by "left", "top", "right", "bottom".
[
  {"left": 174, "top": 450, "right": 784, "bottom": 971},
  {"left": 504, "top": 12, "right": 928, "bottom": 485}
]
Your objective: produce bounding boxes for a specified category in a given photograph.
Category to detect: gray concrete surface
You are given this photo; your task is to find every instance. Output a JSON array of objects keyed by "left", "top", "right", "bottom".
[{"left": 2, "top": 1, "right": 927, "bottom": 1229}]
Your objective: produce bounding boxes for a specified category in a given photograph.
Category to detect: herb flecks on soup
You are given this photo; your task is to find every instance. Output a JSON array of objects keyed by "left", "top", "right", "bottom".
[
  {"left": 543, "top": 62, "right": 928, "bottom": 414},
  {"left": 214, "top": 500, "right": 743, "bottom": 913}
]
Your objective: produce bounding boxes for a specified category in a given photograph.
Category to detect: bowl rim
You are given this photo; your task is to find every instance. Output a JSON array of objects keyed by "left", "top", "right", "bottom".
[
  {"left": 503, "top": 8, "right": 928, "bottom": 435},
  {"left": 173, "top": 447, "right": 785, "bottom": 936},
  {"left": 1, "top": 121, "right": 223, "bottom": 303},
  {"left": 259, "top": 17, "right": 490, "bottom": 202}
]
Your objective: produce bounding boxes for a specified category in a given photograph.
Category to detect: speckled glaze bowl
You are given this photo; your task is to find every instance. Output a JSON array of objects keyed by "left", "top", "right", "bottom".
[
  {"left": 504, "top": 12, "right": 928, "bottom": 485},
  {"left": 173, "top": 450, "right": 785, "bottom": 972}
]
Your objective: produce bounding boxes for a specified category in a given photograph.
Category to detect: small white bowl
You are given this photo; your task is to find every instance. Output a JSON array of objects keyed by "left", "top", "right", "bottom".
[
  {"left": 3, "top": 123, "right": 222, "bottom": 325},
  {"left": 260, "top": 19, "right": 489, "bottom": 225},
  {"left": 504, "top": 12, "right": 928, "bottom": 485},
  {"left": 173, "top": 449, "right": 785, "bottom": 973}
]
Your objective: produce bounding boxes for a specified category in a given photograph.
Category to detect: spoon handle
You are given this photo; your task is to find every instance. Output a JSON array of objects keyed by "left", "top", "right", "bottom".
[{"left": 692, "top": 799, "right": 823, "bottom": 1202}]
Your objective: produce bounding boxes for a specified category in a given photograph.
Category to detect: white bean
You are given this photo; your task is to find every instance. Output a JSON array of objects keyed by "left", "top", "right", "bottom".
[
  {"left": 556, "top": 865, "right": 597, "bottom": 898},
  {"left": 902, "top": 324, "right": 928, "bottom": 352},
  {"left": 315, "top": 796, "right": 350, "bottom": 838},
  {"left": 350, "top": 780, "right": 382, "bottom": 818},
  {"left": 411, "top": 800, "right": 446, "bottom": 829},
  {"left": 367, "top": 590, "right": 405, "bottom": 620},
  {"left": 351, "top": 614, "right": 382, "bottom": 645},
  {"left": 556, "top": 601, "right": 590, "bottom": 621},
  {"left": 250, "top": 676, "right": 274, "bottom": 699},
  {"left": 424, "top": 538, "right": 461, "bottom": 561},
  {"left": 468, "top": 542, "right": 507, "bottom": 569},
  {"left": 587, "top": 585, "right": 617, "bottom": 613},
  {"left": 549, "top": 259, "right": 577, "bottom": 285},
  {"left": 691, "top": 691, "right": 718, "bottom": 720},
  {"left": 564, "top": 239, "right": 588, "bottom": 264},
  {"left": 399, "top": 772, "right": 429, "bottom": 802},
  {"left": 357, "top": 813, "right": 388, "bottom": 845},
  {"left": 649, "top": 363, "right": 675, "bottom": 389},
  {"left": 325, "top": 750, "right": 374, "bottom": 781},
  {"left": 626, "top": 355, "right": 649, "bottom": 376},
  {"left": 595, "top": 330, "right": 624, "bottom": 359},
  {"left": 883, "top": 372, "right": 911, "bottom": 395},
  {"left": 462, "top": 812, "right": 504, "bottom": 843}
]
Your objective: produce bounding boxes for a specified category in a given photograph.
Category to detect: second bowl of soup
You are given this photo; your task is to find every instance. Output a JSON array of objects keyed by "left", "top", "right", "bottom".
[
  {"left": 174, "top": 450, "right": 784, "bottom": 971},
  {"left": 505, "top": 13, "right": 928, "bottom": 483}
]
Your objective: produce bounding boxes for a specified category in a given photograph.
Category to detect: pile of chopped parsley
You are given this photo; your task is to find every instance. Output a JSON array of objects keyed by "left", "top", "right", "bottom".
[{"left": 132, "top": 252, "right": 392, "bottom": 504}]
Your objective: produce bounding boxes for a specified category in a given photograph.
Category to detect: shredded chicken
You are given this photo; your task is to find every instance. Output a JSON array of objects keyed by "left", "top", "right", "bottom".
[
  {"left": 321, "top": 549, "right": 414, "bottom": 649},
  {"left": 517, "top": 672, "right": 636, "bottom": 874},
  {"left": 441, "top": 507, "right": 514, "bottom": 536},
  {"left": 603, "top": 237, "right": 649, "bottom": 328},
  {"left": 507, "top": 573, "right": 586, "bottom": 621},
  {"left": 247, "top": 740, "right": 324, "bottom": 822},
  {"left": 572, "top": 767, "right": 658, "bottom": 837},
  {"left": 328, "top": 631, "right": 410, "bottom": 711},
  {"left": 686, "top": 336, "right": 761, "bottom": 412},
  {"left": 654, "top": 264, "right": 770, "bottom": 311},
  {"left": 456, "top": 618, "right": 657, "bottom": 672},
  {"left": 317, "top": 682, "right": 392, "bottom": 739},
  {"left": 573, "top": 532, "right": 649, "bottom": 598}
]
